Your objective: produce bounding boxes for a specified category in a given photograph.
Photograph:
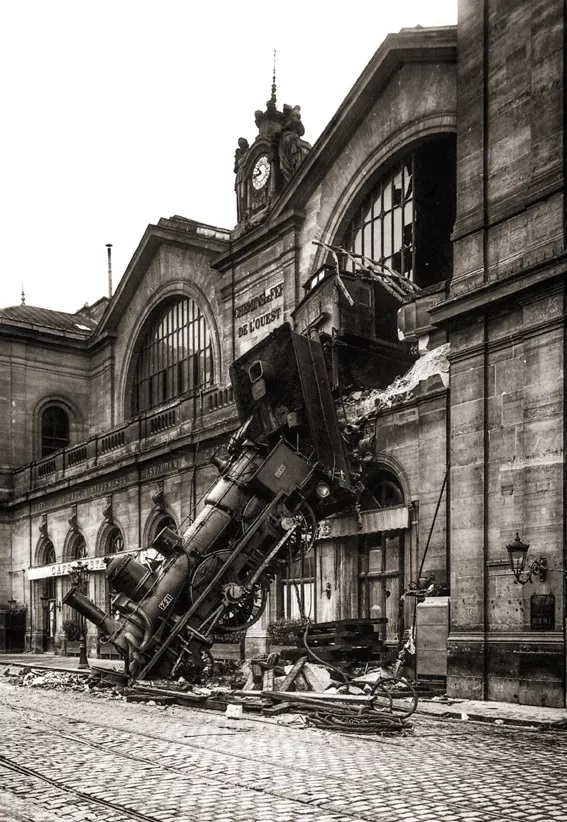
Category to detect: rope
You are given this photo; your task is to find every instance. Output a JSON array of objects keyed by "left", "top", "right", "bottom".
[{"left": 306, "top": 706, "right": 413, "bottom": 736}]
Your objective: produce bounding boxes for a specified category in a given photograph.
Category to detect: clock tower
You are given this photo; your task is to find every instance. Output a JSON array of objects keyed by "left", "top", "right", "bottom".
[{"left": 233, "top": 61, "right": 311, "bottom": 230}]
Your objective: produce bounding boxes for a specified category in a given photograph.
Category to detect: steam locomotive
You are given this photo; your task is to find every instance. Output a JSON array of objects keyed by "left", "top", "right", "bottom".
[{"left": 64, "top": 324, "right": 355, "bottom": 682}]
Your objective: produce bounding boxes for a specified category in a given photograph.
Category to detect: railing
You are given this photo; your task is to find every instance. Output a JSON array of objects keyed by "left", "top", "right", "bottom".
[
  {"left": 67, "top": 444, "right": 88, "bottom": 467},
  {"left": 207, "top": 386, "right": 234, "bottom": 411},
  {"left": 37, "top": 458, "right": 57, "bottom": 478},
  {"left": 99, "top": 430, "right": 126, "bottom": 454},
  {"left": 146, "top": 407, "right": 178, "bottom": 436},
  {"left": 10, "top": 385, "right": 237, "bottom": 496}
]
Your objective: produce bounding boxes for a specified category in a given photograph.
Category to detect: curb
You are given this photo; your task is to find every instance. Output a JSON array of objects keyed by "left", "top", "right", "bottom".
[
  {"left": 416, "top": 704, "right": 558, "bottom": 730},
  {"left": 0, "top": 661, "right": 91, "bottom": 677}
]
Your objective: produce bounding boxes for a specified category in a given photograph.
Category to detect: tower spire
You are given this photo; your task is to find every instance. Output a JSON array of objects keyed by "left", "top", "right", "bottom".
[
  {"left": 269, "top": 48, "right": 277, "bottom": 107},
  {"left": 20, "top": 284, "right": 25, "bottom": 305}
]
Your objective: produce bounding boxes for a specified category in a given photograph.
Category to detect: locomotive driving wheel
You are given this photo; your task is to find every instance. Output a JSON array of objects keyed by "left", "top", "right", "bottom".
[
  {"left": 189, "top": 553, "right": 269, "bottom": 633},
  {"left": 218, "top": 582, "right": 268, "bottom": 632}
]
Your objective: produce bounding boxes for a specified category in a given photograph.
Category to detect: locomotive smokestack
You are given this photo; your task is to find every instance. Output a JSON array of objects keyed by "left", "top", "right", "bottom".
[{"left": 106, "top": 243, "right": 113, "bottom": 298}]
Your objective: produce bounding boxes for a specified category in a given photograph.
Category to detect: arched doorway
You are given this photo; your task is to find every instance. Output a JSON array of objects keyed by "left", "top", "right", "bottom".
[
  {"left": 37, "top": 540, "right": 57, "bottom": 652},
  {"left": 94, "top": 524, "right": 124, "bottom": 659}
]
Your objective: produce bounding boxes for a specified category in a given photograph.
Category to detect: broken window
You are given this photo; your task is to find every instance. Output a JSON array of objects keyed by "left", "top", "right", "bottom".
[{"left": 340, "top": 135, "right": 456, "bottom": 289}]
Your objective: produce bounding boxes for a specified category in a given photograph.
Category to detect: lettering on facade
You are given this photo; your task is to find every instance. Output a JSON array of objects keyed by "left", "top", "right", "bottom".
[
  {"left": 31, "top": 476, "right": 129, "bottom": 515},
  {"left": 530, "top": 593, "right": 555, "bottom": 631},
  {"left": 140, "top": 459, "right": 179, "bottom": 480},
  {"left": 28, "top": 556, "right": 109, "bottom": 580},
  {"left": 234, "top": 283, "right": 283, "bottom": 319},
  {"left": 235, "top": 282, "right": 284, "bottom": 340}
]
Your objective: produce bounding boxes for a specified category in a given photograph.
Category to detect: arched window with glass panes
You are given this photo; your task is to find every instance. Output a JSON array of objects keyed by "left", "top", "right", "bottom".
[
  {"left": 340, "top": 136, "right": 456, "bottom": 289},
  {"left": 131, "top": 297, "right": 213, "bottom": 415},
  {"left": 41, "top": 406, "right": 70, "bottom": 457}
]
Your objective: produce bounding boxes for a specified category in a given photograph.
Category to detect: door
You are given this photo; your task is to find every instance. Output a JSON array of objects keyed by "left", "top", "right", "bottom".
[
  {"left": 44, "top": 600, "right": 56, "bottom": 652},
  {"left": 358, "top": 533, "right": 404, "bottom": 662}
]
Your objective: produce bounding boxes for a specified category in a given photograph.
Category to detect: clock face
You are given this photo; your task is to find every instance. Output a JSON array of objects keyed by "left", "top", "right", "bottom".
[{"left": 252, "top": 155, "right": 271, "bottom": 190}]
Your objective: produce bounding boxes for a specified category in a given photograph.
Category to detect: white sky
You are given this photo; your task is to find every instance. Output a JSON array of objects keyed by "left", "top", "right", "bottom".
[{"left": 0, "top": 1, "right": 457, "bottom": 314}]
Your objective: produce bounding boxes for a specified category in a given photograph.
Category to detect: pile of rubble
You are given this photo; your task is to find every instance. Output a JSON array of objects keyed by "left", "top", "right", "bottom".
[{"left": 2, "top": 666, "right": 123, "bottom": 699}]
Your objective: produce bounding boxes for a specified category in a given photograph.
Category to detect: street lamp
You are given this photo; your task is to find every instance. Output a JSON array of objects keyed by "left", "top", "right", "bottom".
[
  {"left": 506, "top": 533, "right": 547, "bottom": 585},
  {"left": 7, "top": 598, "right": 17, "bottom": 612},
  {"left": 69, "top": 561, "right": 90, "bottom": 669}
]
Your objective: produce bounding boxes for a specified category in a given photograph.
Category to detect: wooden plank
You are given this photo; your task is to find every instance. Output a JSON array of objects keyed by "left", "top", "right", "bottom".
[
  {"left": 262, "top": 668, "right": 274, "bottom": 691},
  {"left": 302, "top": 663, "right": 326, "bottom": 693},
  {"left": 262, "top": 690, "right": 374, "bottom": 705},
  {"left": 262, "top": 701, "right": 294, "bottom": 716},
  {"left": 278, "top": 656, "right": 307, "bottom": 692}
]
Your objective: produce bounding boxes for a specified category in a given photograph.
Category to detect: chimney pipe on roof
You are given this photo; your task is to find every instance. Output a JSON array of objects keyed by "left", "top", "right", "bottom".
[{"left": 106, "top": 244, "right": 113, "bottom": 299}]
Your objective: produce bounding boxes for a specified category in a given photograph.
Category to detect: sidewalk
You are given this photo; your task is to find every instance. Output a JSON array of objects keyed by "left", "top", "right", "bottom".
[{"left": 1, "top": 652, "right": 566, "bottom": 729}]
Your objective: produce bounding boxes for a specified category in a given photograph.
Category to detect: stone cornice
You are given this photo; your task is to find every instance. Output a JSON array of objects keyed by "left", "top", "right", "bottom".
[
  {"left": 447, "top": 314, "right": 564, "bottom": 363},
  {"left": 5, "top": 412, "right": 239, "bottom": 513},
  {"left": 0, "top": 322, "right": 91, "bottom": 351},
  {"left": 431, "top": 252, "right": 567, "bottom": 325}
]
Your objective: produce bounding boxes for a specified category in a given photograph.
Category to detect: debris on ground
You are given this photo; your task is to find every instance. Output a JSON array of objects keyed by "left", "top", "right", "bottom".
[{"left": 0, "top": 653, "right": 421, "bottom": 736}]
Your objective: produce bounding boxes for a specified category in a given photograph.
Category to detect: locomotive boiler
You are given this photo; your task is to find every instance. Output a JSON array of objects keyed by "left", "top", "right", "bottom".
[{"left": 64, "top": 324, "right": 355, "bottom": 682}]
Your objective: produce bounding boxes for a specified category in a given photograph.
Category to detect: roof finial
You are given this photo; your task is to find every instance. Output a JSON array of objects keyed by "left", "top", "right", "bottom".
[
  {"left": 20, "top": 284, "right": 25, "bottom": 305},
  {"left": 270, "top": 48, "right": 277, "bottom": 106}
]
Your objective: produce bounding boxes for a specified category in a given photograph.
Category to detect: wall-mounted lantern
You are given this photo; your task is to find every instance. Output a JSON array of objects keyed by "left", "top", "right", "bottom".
[{"left": 506, "top": 533, "right": 547, "bottom": 585}]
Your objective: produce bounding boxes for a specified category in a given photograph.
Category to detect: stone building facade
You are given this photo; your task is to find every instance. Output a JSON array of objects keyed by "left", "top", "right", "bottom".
[{"left": 0, "top": 0, "right": 565, "bottom": 707}]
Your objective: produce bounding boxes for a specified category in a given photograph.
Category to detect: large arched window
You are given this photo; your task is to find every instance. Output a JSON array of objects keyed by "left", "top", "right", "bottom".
[
  {"left": 340, "top": 135, "right": 456, "bottom": 289},
  {"left": 131, "top": 297, "right": 213, "bottom": 415},
  {"left": 41, "top": 406, "right": 70, "bottom": 457}
]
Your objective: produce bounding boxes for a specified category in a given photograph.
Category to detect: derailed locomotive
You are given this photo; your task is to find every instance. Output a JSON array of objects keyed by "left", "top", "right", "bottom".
[{"left": 64, "top": 324, "right": 355, "bottom": 682}]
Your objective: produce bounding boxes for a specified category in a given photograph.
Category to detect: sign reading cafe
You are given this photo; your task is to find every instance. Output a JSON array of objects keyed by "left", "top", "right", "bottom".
[{"left": 29, "top": 556, "right": 110, "bottom": 581}]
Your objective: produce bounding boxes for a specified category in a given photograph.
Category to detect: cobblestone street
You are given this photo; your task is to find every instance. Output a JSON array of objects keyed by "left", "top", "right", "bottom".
[{"left": 0, "top": 679, "right": 565, "bottom": 822}]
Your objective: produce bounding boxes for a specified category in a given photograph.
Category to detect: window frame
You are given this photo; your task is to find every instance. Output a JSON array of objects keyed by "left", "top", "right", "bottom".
[
  {"left": 40, "top": 405, "right": 70, "bottom": 457},
  {"left": 341, "top": 156, "right": 415, "bottom": 281},
  {"left": 131, "top": 297, "right": 213, "bottom": 416}
]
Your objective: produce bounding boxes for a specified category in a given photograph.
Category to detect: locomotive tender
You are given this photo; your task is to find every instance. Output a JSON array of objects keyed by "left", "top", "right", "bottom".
[{"left": 64, "top": 324, "right": 355, "bottom": 682}]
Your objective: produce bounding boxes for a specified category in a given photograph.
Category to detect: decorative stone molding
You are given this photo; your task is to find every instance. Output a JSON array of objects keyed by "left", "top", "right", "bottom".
[
  {"left": 67, "top": 505, "right": 78, "bottom": 532},
  {"left": 151, "top": 482, "right": 165, "bottom": 512},
  {"left": 102, "top": 496, "right": 113, "bottom": 522}
]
